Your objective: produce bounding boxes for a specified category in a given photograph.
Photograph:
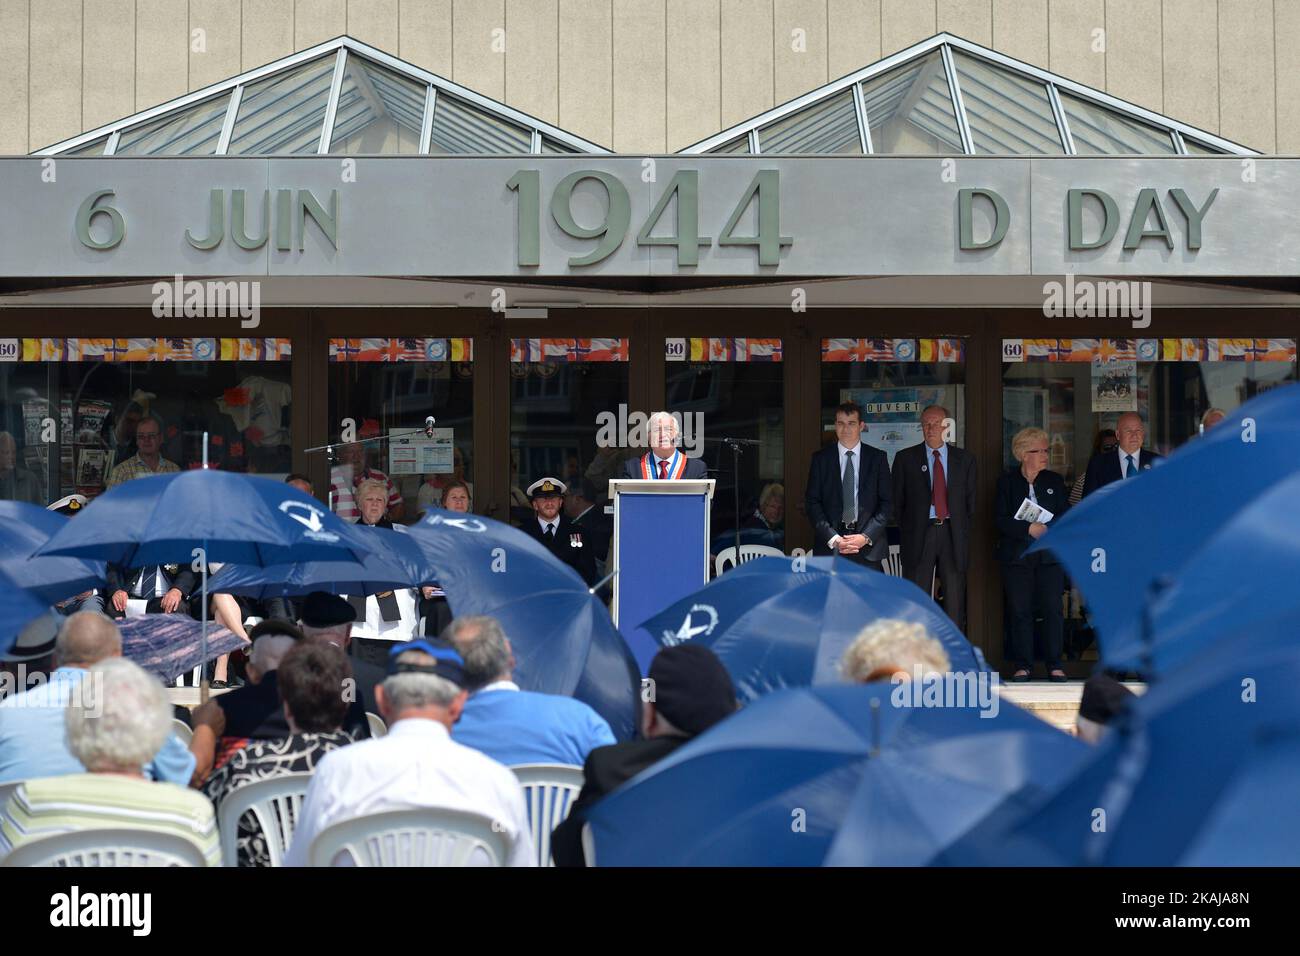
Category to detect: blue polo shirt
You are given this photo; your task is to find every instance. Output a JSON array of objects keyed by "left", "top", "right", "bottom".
[
  {"left": 452, "top": 681, "right": 616, "bottom": 768},
  {"left": 0, "top": 667, "right": 194, "bottom": 785}
]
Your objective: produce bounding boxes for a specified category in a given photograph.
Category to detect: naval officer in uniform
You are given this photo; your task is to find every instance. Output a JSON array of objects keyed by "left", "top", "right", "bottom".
[{"left": 521, "top": 477, "right": 598, "bottom": 587}]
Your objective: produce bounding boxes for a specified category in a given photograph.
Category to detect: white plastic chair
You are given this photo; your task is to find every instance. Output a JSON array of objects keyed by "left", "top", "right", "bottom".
[
  {"left": 1, "top": 828, "right": 208, "bottom": 867},
  {"left": 715, "top": 544, "right": 784, "bottom": 575},
  {"left": 170, "top": 718, "right": 194, "bottom": 746},
  {"left": 218, "top": 771, "right": 313, "bottom": 867},
  {"left": 0, "top": 780, "right": 22, "bottom": 811},
  {"left": 365, "top": 712, "right": 387, "bottom": 738},
  {"left": 581, "top": 822, "right": 597, "bottom": 867},
  {"left": 308, "top": 807, "right": 510, "bottom": 867},
  {"left": 883, "top": 544, "right": 904, "bottom": 577},
  {"left": 510, "top": 764, "right": 584, "bottom": 867}
]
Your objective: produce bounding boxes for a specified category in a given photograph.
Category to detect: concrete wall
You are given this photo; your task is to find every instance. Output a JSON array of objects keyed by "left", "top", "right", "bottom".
[{"left": 0, "top": 0, "right": 1291, "bottom": 155}]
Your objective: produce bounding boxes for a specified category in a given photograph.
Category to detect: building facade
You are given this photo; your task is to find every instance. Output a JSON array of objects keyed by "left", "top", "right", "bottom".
[{"left": 2, "top": 2, "right": 1296, "bottom": 670}]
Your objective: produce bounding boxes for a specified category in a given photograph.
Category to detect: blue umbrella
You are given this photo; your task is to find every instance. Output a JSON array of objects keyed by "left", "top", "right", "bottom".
[
  {"left": 0, "top": 568, "right": 51, "bottom": 652},
  {"left": 1129, "top": 469, "right": 1300, "bottom": 673},
  {"left": 0, "top": 502, "right": 107, "bottom": 607},
  {"left": 34, "top": 469, "right": 369, "bottom": 700},
  {"left": 638, "top": 555, "right": 986, "bottom": 703},
  {"left": 1027, "top": 383, "right": 1300, "bottom": 671},
  {"left": 586, "top": 683, "right": 1085, "bottom": 866},
  {"left": 937, "top": 617, "right": 1300, "bottom": 866},
  {"left": 404, "top": 509, "right": 641, "bottom": 741},
  {"left": 35, "top": 471, "right": 370, "bottom": 567},
  {"left": 211, "top": 526, "right": 437, "bottom": 598}
]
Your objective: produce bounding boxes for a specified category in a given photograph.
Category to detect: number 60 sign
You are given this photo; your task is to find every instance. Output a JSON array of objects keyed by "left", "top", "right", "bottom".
[{"left": 506, "top": 168, "right": 793, "bottom": 268}]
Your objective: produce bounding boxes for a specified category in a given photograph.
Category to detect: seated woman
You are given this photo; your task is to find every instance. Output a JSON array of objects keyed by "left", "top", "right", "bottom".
[
  {"left": 995, "top": 427, "right": 1070, "bottom": 682},
  {"left": 202, "top": 642, "right": 357, "bottom": 866},
  {"left": 419, "top": 479, "right": 471, "bottom": 637},
  {"left": 0, "top": 657, "right": 220, "bottom": 865}
]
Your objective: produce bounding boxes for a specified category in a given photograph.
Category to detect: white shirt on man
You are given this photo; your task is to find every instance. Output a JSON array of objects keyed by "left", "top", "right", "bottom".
[
  {"left": 827, "top": 441, "right": 861, "bottom": 549},
  {"left": 537, "top": 516, "right": 559, "bottom": 536},
  {"left": 285, "top": 718, "right": 535, "bottom": 867},
  {"left": 1117, "top": 445, "right": 1145, "bottom": 477}
]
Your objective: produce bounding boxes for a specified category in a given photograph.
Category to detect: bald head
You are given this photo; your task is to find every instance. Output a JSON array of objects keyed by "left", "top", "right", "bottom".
[
  {"left": 1115, "top": 412, "right": 1145, "bottom": 454},
  {"left": 55, "top": 612, "right": 122, "bottom": 668}
]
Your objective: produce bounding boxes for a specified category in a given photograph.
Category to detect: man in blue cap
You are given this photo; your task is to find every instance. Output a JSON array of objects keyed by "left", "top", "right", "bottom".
[{"left": 285, "top": 640, "right": 535, "bottom": 867}]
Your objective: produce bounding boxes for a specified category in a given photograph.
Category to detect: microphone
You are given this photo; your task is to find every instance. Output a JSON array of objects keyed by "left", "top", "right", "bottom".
[{"left": 424, "top": 416, "right": 437, "bottom": 438}]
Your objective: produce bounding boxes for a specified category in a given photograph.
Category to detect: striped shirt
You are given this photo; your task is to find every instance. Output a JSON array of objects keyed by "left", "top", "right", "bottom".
[
  {"left": 0, "top": 774, "right": 220, "bottom": 866},
  {"left": 106, "top": 454, "right": 180, "bottom": 489}
]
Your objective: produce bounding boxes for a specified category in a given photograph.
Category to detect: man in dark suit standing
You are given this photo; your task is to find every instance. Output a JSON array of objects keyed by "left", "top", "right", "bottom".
[
  {"left": 805, "top": 402, "right": 891, "bottom": 571},
  {"left": 520, "top": 477, "right": 598, "bottom": 586},
  {"left": 621, "top": 411, "right": 708, "bottom": 480},
  {"left": 564, "top": 478, "right": 613, "bottom": 582},
  {"left": 891, "top": 405, "right": 977, "bottom": 629},
  {"left": 1081, "top": 411, "right": 1164, "bottom": 496}
]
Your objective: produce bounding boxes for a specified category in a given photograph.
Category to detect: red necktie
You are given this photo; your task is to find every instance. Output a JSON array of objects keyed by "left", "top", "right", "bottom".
[
  {"left": 658, "top": 460, "right": 668, "bottom": 479},
  {"left": 932, "top": 449, "right": 950, "bottom": 520}
]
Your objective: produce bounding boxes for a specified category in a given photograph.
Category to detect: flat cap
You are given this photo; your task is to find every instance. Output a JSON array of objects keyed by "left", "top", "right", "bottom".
[{"left": 299, "top": 591, "right": 357, "bottom": 628}]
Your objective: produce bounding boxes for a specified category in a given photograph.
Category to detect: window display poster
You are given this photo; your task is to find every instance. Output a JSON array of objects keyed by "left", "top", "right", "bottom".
[
  {"left": 389, "top": 428, "right": 454, "bottom": 475},
  {"left": 842, "top": 386, "right": 964, "bottom": 447},
  {"left": 1091, "top": 361, "right": 1137, "bottom": 412},
  {"left": 862, "top": 422, "right": 924, "bottom": 470}
]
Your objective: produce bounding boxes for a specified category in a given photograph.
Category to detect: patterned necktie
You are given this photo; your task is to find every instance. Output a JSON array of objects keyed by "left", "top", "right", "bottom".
[
  {"left": 931, "top": 449, "right": 950, "bottom": 520},
  {"left": 659, "top": 460, "right": 668, "bottom": 479},
  {"left": 1125, "top": 454, "right": 1136, "bottom": 478},
  {"left": 841, "top": 450, "right": 855, "bottom": 524}
]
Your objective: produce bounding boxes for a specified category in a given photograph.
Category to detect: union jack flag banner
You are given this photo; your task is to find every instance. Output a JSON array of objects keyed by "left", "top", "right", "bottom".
[
  {"left": 1008, "top": 338, "right": 1296, "bottom": 363},
  {"left": 17, "top": 338, "right": 293, "bottom": 361},
  {"left": 822, "top": 338, "right": 963, "bottom": 362},
  {"left": 328, "top": 338, "right": 473, "bottom": 362},
  {"left": 509, "top": 338, "right": 629, "bottom": 362}
]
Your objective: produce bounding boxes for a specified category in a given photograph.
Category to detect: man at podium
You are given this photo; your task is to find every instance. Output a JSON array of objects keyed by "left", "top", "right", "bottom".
[
  {"left": 622, "top": 411, "right": 708, "bottom": 480},
  {"left": 521, "top": 477, "right": 597, "bottom": 586}
]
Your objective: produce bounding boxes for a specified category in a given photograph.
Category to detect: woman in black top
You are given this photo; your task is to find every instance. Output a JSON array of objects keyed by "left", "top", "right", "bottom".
[{"left": 995, "top": 427, "right": 1070, "bottom": 682}]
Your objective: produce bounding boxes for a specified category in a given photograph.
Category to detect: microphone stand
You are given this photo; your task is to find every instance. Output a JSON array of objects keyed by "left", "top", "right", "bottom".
[{"left": 707, "top": 436, "right": 761, "bottom": 570}]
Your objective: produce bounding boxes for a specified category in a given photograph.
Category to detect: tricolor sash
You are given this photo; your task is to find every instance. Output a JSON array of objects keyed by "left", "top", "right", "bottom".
[{"left": 640, "top": 450, "right": 687, "bottom": 479}]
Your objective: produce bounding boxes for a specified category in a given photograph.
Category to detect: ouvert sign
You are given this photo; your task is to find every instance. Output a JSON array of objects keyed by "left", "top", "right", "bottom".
[{"left": 0, "top": 155, "right": 1287, "bottom": 278}]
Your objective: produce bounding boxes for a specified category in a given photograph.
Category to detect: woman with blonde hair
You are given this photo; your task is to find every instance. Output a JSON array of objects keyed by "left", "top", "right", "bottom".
[{"left": 995, "top": 427, "right": 1070, "bottom": 682}]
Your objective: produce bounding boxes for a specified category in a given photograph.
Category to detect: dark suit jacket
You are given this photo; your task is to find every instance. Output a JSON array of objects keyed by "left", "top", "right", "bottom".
[
  {"left": 551, "top": 736, "right": 687, "bottom": 867},
  {"left": 804, "top": 442, "right": 891, "bottom": 561},
  {"left": 1081, "top": 447, "right": 1163, "bottom": 497},
  {"left": 104, "top": 563, "right": 198, "bottom": 600},
  {"left": 621, "top": 454, "right": 709, "bottom": 480},
  {"left": 347, "top": 655, "right": 385, "bottom": 718},
  {"left": 217, "top": 669, "right": 370, "bottom": 742},
  {"left": 994, "top": 467, "right": 1070, "bottom": 564},
  {"left": 570, "top": 505, "right": 613, "bottom": 568},
  {"left": 891, "top": 442, "right": 977, "bottom": 576},
  {"left": 520, "top": 513, "right": 598, "bottom": 586}
]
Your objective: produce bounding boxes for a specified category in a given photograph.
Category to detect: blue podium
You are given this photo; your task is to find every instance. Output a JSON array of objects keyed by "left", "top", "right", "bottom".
[{"left": 609, "top": 478, "right": 715, "bottom": 674}]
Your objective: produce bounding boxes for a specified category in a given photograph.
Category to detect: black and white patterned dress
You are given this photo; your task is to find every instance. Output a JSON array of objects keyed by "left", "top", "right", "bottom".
[{"left": 203, "top": 732, "right": 356, "bottom": 866}]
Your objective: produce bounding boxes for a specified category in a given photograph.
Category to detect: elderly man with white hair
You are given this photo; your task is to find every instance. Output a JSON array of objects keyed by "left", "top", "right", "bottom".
[
  {"left": 623, "top": 411, "right": 708, "bottom": 480},
  {"left": 285, "top": 640, "right": 535, "bottom": 867},
  {"left": 0, "top": 611, "right": 195, "bottom": 785},
  {"left": 0, "top": 657, "right": 220, "bottom": 865},
  {"left": 840, "top": 619, "right": 952, "bottom": 683}
]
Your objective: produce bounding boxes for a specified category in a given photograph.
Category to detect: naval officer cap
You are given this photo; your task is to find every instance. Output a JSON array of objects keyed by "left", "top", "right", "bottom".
[
  {"left": 526, "top": 477, "right": 567, "bottom": 499},
  {"left": 47, "top": 493, "right": 88, "bottom": 516}
]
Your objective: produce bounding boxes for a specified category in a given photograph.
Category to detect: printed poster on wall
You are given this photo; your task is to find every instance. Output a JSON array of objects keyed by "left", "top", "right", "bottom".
[
  {"left": 1091, "top": 361, "right": 1138, "bottom": 412},
  {"left": 862, "top": 422, "right": 924, "bottom": 470},
  {"left": 389, "top": 428, "right": 454, "bottom": 475}
]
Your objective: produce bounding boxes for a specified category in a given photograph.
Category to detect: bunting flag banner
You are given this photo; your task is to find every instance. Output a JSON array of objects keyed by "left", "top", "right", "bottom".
[
  {"left": 510, "top": 338, "right": 629, "bottom": 362},
  {"left": 327, "top": 338, "right": 472, "bottom": 362},
  {"left": 1008, "top": 338, "right": 1296, "bottom": 363},
  {"left": 15, "top": 338, "right": 291, "bottom": 361},
  {"left": 676, "top": 337, "right": 784, "bottom": 361}
]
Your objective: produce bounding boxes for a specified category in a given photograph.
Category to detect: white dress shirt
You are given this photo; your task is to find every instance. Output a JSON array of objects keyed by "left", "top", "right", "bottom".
[
  {"left": 349, "top": 588, "right": 420, "bottom": 643},
  {"left": 285, "top": 718, "right": 535, "bottom": 867},
  {"left": 926, "top": 442, "right": 950, "bottom": 519},
  {"left": 1117, "top": 446, "right": 1143, "bottom": 477},
  {"left": 537, "top": 516, "right": 559, "bottom": 536}
]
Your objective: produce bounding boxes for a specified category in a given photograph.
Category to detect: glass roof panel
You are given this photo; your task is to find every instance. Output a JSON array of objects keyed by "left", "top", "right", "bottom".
[
  {"left": 1183, "top": 137, "right": 1227, "bottom": 155},
  {"left": 429, "top": 94, "right": 532, "bottom": 154},
  {"left": 1059, "top": 91, "right": 1177, "bottom": 155},
  {"left": 328, "top": 56, "right": 426, "bottom": 154},
  {"left": 541, "top": 136, "right": 580, "bottom": 154},
  {"left": 226, "top": 55, "right": 337, "bottom": 155},
  {"left": 757, "top": 88, "right": 861, "bottom": 154},
  {"left": 950, "top": 51, "right": 1063, "bottom": 155},
  {"left": 707, "top": 135, "right": 751, "bottom": 154},
  {"left": 67, "top": 137, "right": 108, "bottom": 156},
  {"left": 115, "top": 92, "right": 231, "bottom": 156},
  {"left": 861, "top": 50, "right": 964, "bottom": 154}
]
